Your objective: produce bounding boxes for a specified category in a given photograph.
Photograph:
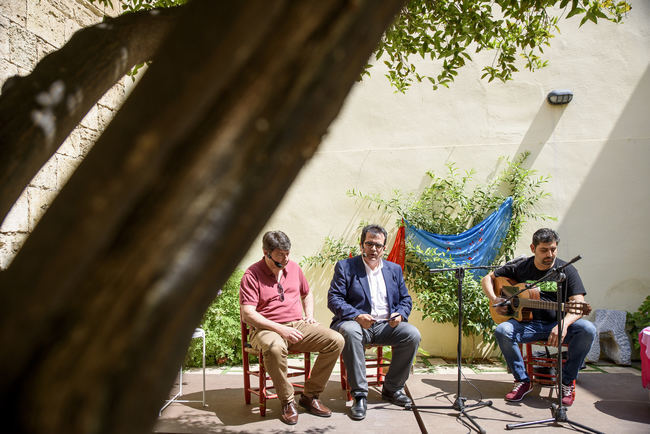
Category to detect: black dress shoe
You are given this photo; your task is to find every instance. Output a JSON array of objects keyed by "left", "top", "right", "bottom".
[
  {"left": 350, "top": 396, "right": 367, "bottom": 420},
  {"left": 381, "top": 388, "right": 412, "bottom": 407}
]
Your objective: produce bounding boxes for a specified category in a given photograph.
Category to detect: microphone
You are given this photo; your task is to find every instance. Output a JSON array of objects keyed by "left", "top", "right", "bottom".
[
  {"left": 267, "top": 254, "right": 285, "bottom": 269},
  {"left": 553, "top": 255, "right": 581, "bottom": 272},
  {"left": 362, "top": 252, "right": 367, "bottom": 257},
  {"left": 547, "top": 255, "right": 580, "bottom": 282},
  {"left": 564, "top": 255, "right": 582, "bottom": 267}
]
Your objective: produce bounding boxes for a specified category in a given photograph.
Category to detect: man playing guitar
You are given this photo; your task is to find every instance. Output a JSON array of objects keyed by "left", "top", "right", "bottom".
[{"left": 481, "top": 228, "right": 596, "bottom": 406}]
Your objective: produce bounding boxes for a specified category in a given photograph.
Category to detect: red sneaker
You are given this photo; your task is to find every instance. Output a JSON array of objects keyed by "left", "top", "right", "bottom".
[
  {"left": 505, "top": 381, "right": 533, "bottom": 401},
  {"left": 562, "top": 382, "right": 576, "bottom": 406}
]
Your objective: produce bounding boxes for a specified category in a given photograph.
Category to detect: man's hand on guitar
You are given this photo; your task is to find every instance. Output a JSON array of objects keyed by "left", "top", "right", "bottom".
[{"left": 491, "top": 297, "right": 509, "bottom": 315}]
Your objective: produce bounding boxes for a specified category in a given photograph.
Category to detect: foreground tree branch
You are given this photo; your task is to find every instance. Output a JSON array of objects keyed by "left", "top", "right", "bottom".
[
  {"left": 0, "top": 6, "right": 181, "bottom": 224},
  {"left": 0, "top": 0, "right": 405, "bottom": 433}
]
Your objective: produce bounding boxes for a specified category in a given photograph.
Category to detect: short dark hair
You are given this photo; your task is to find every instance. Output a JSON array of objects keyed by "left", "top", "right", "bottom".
[
  {"left": 360, "top": 224, "right": 388, "bottom": 246},
  {"left": 532, "top": 228, "right": 560, "bottom": 246},
  {"left": 262, "top": 231, "right": 291, "bottom": 253}
]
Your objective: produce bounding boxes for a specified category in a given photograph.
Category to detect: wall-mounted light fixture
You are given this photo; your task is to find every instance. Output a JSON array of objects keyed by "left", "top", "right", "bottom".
[{"left": 547, "top": 89, "right": 573, "bottom": 105}]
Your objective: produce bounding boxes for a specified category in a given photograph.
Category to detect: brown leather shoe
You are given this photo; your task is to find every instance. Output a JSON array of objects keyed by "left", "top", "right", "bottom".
[
  {"left": 298, "top": 394, "right": 332, "bottom": 417},
  {"left": 280, "top": 400, "right": 298, "bottom": 425}
]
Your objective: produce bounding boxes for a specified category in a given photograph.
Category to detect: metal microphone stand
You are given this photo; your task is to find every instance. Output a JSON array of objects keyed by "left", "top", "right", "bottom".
[
  {"left": 411, "top": 265, "right": 497, "bottom": 434},
  {"left": 505, "top": 258, "right": 601, "bottom": 433}
]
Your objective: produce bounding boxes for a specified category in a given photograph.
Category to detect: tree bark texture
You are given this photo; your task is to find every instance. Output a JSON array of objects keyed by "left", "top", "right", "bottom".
[
  {"left": 0, "top": 7, "right": 181, "bottom": 225},
  {"left": 0, "top": 1, "right": 405, "bottom": 433}
]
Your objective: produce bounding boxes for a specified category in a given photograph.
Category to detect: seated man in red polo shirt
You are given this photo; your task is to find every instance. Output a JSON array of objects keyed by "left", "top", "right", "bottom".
[{"left": 240, "top": 230, "right": 344, "bottom": 425}]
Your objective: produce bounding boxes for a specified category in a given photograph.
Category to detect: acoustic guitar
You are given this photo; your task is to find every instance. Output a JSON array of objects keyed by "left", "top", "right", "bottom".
[{"left": 489, "top": 277, "right": 592, "bottom": 324}]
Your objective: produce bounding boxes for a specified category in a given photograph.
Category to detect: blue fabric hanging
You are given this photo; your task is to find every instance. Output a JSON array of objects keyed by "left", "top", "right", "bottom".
[{"left": 405, "top": 197, "right": 513, "bottom": 268}]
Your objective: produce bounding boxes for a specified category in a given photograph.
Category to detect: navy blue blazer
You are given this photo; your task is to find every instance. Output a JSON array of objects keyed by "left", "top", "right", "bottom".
[{"left": 328, "top": 255, "right": 412, "bottom": 326}]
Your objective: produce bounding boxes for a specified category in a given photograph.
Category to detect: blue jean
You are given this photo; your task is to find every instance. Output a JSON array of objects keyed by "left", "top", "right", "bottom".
[
  {"left": 332, "top": 320, "right": 421, "bottom": 398},
  {"left": 494, "top": 318, "right": 596, "bottom": 385}
]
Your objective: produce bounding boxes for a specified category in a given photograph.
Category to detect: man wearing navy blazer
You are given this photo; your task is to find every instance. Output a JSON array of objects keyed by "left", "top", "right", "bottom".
[{"left": 328, "top": 224, "right": 421, "bottom": 420}]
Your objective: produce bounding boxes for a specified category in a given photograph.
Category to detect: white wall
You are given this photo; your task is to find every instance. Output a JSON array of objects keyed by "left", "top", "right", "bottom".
[{"left": 241, "top": 2, "right": 650, "bottom": 356}]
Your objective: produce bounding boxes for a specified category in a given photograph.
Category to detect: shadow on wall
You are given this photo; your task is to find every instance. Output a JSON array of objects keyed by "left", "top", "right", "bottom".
[
  {"left": 558, "top": 64, "right": 650, "bottom": 311},
  {"left": 515, "top": 99, "right": 568, "bottom": 167}
]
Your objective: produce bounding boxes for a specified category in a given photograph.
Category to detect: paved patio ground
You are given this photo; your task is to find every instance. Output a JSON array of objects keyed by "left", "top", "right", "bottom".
[{"left": 154, "top": 360, "right": 649, "bottom": 433}]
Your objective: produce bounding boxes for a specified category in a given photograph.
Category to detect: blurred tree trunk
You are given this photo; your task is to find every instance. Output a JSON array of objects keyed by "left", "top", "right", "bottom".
[{"left": 0, "top": 0, "right": 405, "bottom": 433}]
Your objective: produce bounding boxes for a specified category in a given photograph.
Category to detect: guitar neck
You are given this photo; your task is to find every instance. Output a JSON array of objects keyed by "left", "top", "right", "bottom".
[{"left": 519, "top": 298, "right": 563, "bottom": 312}]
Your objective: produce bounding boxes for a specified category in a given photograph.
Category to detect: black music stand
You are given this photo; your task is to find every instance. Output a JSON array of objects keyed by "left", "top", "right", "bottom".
[
  {"left": 505, "top": 257, "right": 601, "bottom": 434},
  {"left": 410, "top": 265, "right": 497, "bottom": 434}
]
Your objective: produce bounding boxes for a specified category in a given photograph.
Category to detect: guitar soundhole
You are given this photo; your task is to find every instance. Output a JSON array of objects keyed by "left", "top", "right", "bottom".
[{"left": 511, "top": 297, "right": 519, "bottom": 310}]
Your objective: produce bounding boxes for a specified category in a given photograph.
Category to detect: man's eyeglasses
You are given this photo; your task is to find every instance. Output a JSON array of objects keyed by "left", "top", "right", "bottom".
[
  {"left": 277, "top": 283, "right": 285, "bottom": 302},
  {"left": 364, "top": 241, "right": 385, "bottom": 250}
]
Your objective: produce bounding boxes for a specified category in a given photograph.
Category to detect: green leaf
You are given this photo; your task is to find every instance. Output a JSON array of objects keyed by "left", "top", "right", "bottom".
[{"left": 567, "top": 7, "right": 586, "bottom": 19}]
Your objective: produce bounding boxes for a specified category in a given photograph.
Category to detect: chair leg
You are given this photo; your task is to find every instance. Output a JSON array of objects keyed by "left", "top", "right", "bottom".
[
  {"left": 305, "top": 352, "right": 312, "bottom": 379},
  {"left": 571, "top": 379, "right": 576, "bottom": 400},
  {"left": 377, "top": 346, "right": 384, "bottom": 386},
  {"left": 259, "top": 353, "right": 266, "bottom": 417},
  {"left": 243, "top": 351, "right": 251, "bottom": 404},
  {"left": 201, "top": 334, "right": 206, "bottom": 407},
  {"left": 524, "top": 343, "right": 535, "bottom": 383},
  {"left": 340, "top": 354, "right": 354, "bottom": 400}
]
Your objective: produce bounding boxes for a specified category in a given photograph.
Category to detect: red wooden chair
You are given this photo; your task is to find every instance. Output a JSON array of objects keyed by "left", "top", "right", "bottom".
[
  {"left": 340, "top": 345, "right": 392, "bottom": 401},
  {"left": 521, "top": 341, "right": 575, "bottom": 399},
  {"left": 241, "top": 322, "right": 311, "bottom": 416}
]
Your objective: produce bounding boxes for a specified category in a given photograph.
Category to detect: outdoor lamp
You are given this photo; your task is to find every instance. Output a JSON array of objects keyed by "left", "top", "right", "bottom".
[{"left": 547, "top": 89, "right": 573, "bottom": 105}]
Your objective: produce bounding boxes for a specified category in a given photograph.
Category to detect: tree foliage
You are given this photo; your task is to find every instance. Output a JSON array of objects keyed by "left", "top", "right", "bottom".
[
  {"left": 351, "top": 152, "right": 553, "bottom": 262},
  {"left": 301, "top": 236, "right": 360, "bottom": 268},
  {"left": 92, "top": 0, "right": 186, "bottom": 12},
  {"left": 626, "top": 295, "right": 650, "bottom": 355},
  {"left": 185, "top": 270, "right": 244, "bottom": 367},
  {"left": 370, "top": 0, "right": 631, "bottom": 92},
  {"left": 93, "top": 0, "right": 631, "bottom": 93}
]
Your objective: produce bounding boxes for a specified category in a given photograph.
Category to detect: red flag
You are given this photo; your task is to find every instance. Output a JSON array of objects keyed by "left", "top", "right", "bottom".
[{"left": 387, "top": 222, "right": 406, "bottom": 271}]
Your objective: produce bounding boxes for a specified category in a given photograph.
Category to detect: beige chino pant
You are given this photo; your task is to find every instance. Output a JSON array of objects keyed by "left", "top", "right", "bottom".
[{"left": 250, "top": 320, "right": 344, "bottom": 405}]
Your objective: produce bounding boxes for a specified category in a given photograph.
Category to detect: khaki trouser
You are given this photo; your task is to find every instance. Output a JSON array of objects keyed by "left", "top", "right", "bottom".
[{"left": 250, "top": 320, "right": 344, "bottom": 405}]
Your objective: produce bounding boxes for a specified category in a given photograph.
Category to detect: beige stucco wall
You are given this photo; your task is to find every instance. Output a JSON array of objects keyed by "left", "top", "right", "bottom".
[
  {"left": 241, "top": 2, "right": 650, "bottom": 357},
  {"left": 1, "top": 2, "right": 648, "bottom": 358}
]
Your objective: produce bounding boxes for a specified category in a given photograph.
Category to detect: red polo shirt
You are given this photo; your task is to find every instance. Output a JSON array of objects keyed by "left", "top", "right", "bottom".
[{"left": 240, "top": 258, "right": 309, "bottom": 323}]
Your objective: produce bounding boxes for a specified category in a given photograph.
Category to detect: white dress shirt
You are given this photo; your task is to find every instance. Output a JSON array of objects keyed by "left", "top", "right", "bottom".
[{"left": 363, "top": 259, "right": 390, "bottom": 320}]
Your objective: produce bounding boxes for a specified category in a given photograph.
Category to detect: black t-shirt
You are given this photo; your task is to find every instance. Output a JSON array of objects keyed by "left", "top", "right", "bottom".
[{"left": 494, "top": 256, "right": 586, "bottom": 323}]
